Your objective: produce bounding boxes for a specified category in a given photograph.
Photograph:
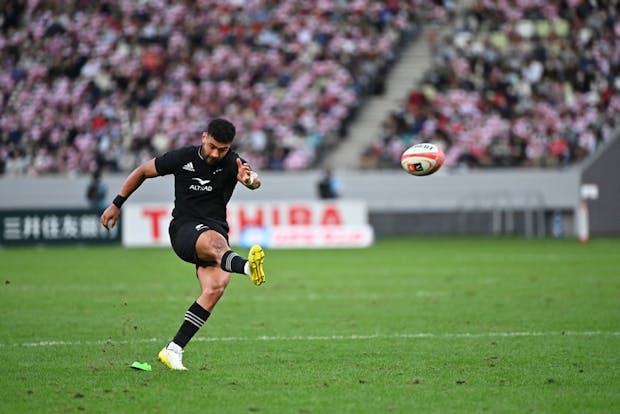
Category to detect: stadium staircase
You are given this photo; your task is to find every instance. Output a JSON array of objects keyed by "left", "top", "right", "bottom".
[{"left": 324, "top": 28, "right": 435, "bottom": 170}]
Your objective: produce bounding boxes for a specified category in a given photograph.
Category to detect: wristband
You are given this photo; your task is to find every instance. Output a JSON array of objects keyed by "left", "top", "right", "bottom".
[{"left": 113, "top": 194, "right": 127, "bottom": 209}]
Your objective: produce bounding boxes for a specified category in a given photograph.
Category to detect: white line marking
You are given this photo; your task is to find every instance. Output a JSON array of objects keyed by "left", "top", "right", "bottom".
[{"left": 2, "top": 331, "right": 619, "bottom": 348}]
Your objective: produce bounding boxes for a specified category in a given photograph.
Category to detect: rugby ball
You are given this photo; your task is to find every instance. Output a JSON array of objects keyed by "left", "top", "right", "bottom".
[{"left": 400, "top": 143, "right": 445, "bottom": 176}]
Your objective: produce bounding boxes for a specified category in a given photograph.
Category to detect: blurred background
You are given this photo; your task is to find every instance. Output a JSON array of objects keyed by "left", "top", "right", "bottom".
[{"left": 0, "top": 0, "right": 618, "bottom": 247}]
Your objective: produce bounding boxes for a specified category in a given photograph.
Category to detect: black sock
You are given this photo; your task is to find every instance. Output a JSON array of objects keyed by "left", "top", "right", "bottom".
[
  {"left": 221, "top": 250, "right": 247, "bottom": 274},
  {"left": 172, "top": 301, "right": 211, "bottom": 348}
]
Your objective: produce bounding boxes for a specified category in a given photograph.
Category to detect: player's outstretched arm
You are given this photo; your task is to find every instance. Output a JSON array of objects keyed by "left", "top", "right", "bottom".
[
  {"left": 236, "top": 157, "right": 261, "bottom": 190},
  {"left": 101, "top": 159, "right": 159, "bottom": 229}
]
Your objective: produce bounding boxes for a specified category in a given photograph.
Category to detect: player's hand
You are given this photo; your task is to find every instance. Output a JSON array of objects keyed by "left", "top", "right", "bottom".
[
  {"left": 100, "top": 204, "right": 120, "bottom": 230},
  {"left": 236, "top": 158, "right": 258, "bottom": 188}
]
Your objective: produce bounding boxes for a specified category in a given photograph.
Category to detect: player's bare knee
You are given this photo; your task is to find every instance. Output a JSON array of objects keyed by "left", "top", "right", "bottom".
[
  {"left": 201, "top": 277, "right": 229, "bottom": 299},
  {"left": 202, "top": 284, "right": 226, "bottom": 299}
]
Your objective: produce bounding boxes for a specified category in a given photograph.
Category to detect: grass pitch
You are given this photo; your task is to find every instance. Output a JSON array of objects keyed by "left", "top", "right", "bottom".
[{"left": 1, "top": 237, "right": 619, "bottom": 413}]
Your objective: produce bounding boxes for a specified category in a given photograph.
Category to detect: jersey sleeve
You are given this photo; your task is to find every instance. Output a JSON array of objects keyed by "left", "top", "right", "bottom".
[{"left": 154, "top": 148, "right": 186, "bottom": 176}]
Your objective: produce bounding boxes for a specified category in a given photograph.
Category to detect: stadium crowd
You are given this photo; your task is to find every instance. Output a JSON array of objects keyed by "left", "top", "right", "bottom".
[
  {"left": 0, "top": 0, "right": 429, "bottom": 176},
  {"left": 362, "top": 0, "right": 620, "bottom": 170}
]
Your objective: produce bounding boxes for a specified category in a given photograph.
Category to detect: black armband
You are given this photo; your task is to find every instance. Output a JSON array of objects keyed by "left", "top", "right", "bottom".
[{"left": 113, "top": 194, "right": 127, "bottom": 209}]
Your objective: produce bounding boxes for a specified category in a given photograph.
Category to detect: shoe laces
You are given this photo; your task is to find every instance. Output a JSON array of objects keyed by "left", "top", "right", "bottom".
[{"left": 166, "top": 345, "right": 183, "bottom": 357}]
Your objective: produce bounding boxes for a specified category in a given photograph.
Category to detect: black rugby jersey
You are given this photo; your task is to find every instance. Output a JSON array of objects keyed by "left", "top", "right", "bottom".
[{"left": 154, "top": 145, "right": 245, "bottom": 226}]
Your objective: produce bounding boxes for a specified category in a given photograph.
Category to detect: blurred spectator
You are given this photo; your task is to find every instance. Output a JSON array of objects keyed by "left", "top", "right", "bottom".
[
  {"left": 317, "top": 167, "right": 341, "bottom": 199},
  {"left": 362, "top": 0, "right": 620, "bottom": 170},
  {"left": 0, "top": 0, "right": 438, "bottom": 176},
  {"left": 86, "top": 169, "right": 107, "bottom": 210}
]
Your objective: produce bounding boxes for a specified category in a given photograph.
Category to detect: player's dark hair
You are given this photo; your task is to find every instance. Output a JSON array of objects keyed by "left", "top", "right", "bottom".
[{"left": 207, "top": 118, "right": 236, "bottom": 144}]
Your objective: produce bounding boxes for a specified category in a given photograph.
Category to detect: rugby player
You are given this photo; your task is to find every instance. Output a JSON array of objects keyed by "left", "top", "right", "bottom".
[{"left": 100, "top": 118, "right": 266, "bottom": 370}]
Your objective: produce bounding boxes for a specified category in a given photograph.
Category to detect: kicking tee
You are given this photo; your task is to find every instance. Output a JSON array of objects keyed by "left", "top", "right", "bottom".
[{"left": 154, "top": 145, "right": 244, "bottom": 227}]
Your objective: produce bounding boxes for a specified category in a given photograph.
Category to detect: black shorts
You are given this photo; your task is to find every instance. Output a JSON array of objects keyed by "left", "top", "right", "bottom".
[{"left": 168, "top": 218, "right": 229, "bottom": 266}]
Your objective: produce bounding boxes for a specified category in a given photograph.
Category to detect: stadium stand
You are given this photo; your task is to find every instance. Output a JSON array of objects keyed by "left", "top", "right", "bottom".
[
  {"left": 0, "top": 0, "right": 442, "bottom": 176},
  {"left": 360, "top": 0, "right": 620, "bottom": 170}
]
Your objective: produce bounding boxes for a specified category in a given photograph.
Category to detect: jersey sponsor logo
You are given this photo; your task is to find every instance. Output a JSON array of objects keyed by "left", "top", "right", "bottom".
[
  {"left": 192, "top": 178, "right": 211, "bottom": 185},
  {"left": 213, "top": 168, "right": 223, "bottom": 174},
  {"left": 182, "top": 162, "right": 195, "bottom": 172},
  {"left": 195, "top": 224, "right": 208, "bottom": 231},
  {"left": 189, "top": 177, "right": 213, "bottom": 191}
]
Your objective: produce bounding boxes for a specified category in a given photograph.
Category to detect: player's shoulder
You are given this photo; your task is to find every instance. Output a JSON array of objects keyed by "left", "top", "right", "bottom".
[
  {"left": 155, "top": 145, "right": 200, "bottom": 175},
  {"left": 223, "top": 150, "right": 242, "bottom": 165},
  {"left": 157, "top": 145, "right": 200, "bottom": 162}
]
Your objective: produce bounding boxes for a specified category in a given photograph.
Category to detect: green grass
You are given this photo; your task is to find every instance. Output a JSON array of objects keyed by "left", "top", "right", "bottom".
[{"left": 1, "top": 237, "right": 619, "bottom": 413}]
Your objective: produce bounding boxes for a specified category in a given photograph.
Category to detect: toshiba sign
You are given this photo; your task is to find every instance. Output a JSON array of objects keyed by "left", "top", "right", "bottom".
[{"left": 122, "top": 201, "right": 373, "bottom": 248}]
